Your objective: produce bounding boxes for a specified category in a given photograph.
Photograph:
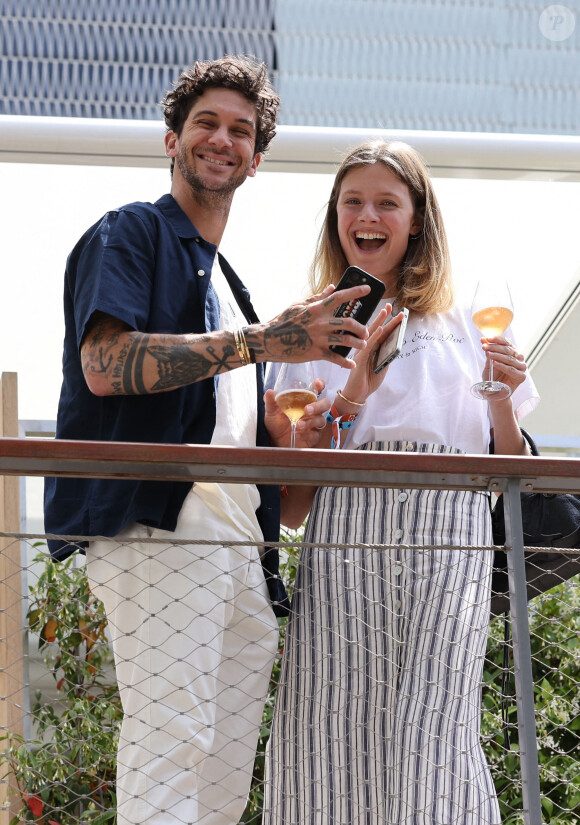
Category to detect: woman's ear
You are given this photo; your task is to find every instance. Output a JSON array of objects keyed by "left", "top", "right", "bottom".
[{"left": 410, "top": 207, "right": 425, "bottom": 238}]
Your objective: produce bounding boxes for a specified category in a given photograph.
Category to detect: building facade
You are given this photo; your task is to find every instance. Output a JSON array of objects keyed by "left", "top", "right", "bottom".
[{"left": 1, "top": 0, "right": 578, "bottom": 134}]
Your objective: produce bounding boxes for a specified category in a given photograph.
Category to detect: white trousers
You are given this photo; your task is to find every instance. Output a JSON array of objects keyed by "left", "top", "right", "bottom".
[{"left": 86, "top": 490, "right": 279, "bottom": 825}]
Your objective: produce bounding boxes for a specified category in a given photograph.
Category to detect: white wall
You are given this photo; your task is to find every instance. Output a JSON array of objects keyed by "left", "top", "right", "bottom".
[{"left": 1, "top": 162, "right": 579, "bottom": 434}]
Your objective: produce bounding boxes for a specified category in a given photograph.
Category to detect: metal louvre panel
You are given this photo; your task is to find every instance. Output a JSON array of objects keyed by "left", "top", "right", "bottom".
[
  {"left": 1, "top": 0, "right": 578, "bottom": 132},
  {"left": 274, "top": 0, "right": 579, "bottom": 133},
  {"left": 0, "top": 0, "right": 277, "bottom": 119}
]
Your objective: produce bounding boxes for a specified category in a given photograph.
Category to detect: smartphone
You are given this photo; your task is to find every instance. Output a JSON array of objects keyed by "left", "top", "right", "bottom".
[
  {"left": 374, "top": 308, "right": 409, "bottom": 373},
  {"left": 330, "top": 266, "right": 386, "bottom": 357}
]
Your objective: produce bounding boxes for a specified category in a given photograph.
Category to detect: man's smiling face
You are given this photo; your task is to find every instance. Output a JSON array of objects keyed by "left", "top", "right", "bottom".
[{"left": 167, "top": 87, "right": 261, "bottom": 201}]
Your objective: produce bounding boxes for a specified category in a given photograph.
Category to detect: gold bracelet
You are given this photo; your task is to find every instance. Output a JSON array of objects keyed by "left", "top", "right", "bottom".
[
  {"left": 241, "top": 326, "right": 256, "bottom": 363},
  {"left": 238, "top": 328, "right": 251, "bottom": 365},
  {"left": 232, "top": 329, "right": 244, "bottom": 364},
  {"left": 240, "top": 328, "right": 253, "bottom": 364},
  {"left": 336, "top": 388, "right": 366, "bottom": 408},
  {"left": 233, "top": 328, "right": 250, "bottom": 366}
]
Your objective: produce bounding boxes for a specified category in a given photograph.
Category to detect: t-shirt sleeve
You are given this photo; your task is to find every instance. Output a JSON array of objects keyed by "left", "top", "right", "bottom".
[
  {"left": 504, "top": 323, "right": 540, "bottom": 422},
  {"left": 70, "top": 208, "right": 156, "bottom": 349},
  {"left": 512, "top": 374, "right": 540, "bottom": 421}
]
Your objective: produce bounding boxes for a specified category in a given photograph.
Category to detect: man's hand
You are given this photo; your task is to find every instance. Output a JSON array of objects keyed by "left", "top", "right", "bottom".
[
  {"left": 246, "top": 284, "right": 371, "bottom": 369},
  {"left": 80, "top": 283, "right": 372, "bottom": 399}
]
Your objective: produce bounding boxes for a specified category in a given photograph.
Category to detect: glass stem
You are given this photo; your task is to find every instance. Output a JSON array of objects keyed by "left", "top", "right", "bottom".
[
  {"left": 290, "top": 423, "right": 297, "bottom": 449},
  {"left": 489, "top": 356, "right": 494, "bottom": 384}
]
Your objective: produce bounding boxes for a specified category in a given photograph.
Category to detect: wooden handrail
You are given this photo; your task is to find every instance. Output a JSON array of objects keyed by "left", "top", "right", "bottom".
[{"left": 0, "top": 437, "right": 579, "bottom": 494}]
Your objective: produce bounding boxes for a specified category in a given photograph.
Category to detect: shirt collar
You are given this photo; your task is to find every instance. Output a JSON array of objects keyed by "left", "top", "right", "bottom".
[{"left": 154, "top": 193, "right": 216, "bottom": 250}]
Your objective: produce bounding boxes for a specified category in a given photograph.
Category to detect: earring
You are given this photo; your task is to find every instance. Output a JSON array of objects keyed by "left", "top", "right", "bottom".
[{"left": 409, "top": 232, "right": 422, "bottom": 240}]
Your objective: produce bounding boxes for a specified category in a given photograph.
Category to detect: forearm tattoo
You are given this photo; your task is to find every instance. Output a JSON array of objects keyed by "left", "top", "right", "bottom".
[
  {"left": 149, "top": 343, "right": 235, "bottom": 392},
  {"left": 82, "top": 317, "right": 121, "bottom": 380},
  {"left": 82, "top": 316, "right": 239, "bottom": 395}
]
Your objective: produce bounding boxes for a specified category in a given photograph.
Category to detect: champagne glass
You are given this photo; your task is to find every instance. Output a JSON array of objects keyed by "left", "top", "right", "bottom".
[
  {"left": 470, "top": 279, "right": 514, "bottom": 400},
  {"left": 273, "top": 362, "right": 318, "bottom": 448}
]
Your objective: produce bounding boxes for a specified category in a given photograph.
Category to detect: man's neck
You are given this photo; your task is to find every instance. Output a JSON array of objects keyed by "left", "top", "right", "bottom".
[{"left": 171, "top": 182, "right": 232, "bottom": 247}]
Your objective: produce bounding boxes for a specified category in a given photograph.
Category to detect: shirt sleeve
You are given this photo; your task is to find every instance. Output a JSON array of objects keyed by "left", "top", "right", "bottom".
[{"left": 70, "top": 208, "right": 157, "bottom": 349}]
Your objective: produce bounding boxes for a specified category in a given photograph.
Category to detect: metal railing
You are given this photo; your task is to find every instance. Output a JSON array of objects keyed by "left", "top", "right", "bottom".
[
  {"left": 1, "top": 436, "right": 580, "bottom": 824},
  {"left": 2, "top": 115, "right": 580, "bottom": 180}
]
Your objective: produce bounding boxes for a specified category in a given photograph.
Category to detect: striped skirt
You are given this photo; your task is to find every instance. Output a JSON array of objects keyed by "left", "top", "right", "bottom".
[{"left": 264, "top": 442, "right": 501, "bottom": 825}]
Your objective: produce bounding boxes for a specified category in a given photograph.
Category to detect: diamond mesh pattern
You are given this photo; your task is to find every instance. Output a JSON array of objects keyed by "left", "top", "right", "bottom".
[{"left": 1, "top": 532, "right": 578, "bottom": 824}]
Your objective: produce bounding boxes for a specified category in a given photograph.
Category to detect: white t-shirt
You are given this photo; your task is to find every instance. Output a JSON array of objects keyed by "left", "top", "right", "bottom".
[
  {"left": 312, "top": 299, "right": 539, "bottom": 455},
  {"left": 190, "top": 259, "right": 263, "bottom": 544}
]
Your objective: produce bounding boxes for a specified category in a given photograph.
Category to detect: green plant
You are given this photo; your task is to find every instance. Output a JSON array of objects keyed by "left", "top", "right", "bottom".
[
  {"left": 3, "top": 545, "right": 578, "bottom": 825},
  {"left": 482, "top": 580, "right": 580, "bottom": 824},
  {"left": 1, "top": 549, "right": 122, "bottom": 825}
]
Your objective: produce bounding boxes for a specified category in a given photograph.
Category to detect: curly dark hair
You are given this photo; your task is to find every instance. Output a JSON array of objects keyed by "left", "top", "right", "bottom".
[{"left": 162, "top": 55, "right": 279, "bottom": 169}]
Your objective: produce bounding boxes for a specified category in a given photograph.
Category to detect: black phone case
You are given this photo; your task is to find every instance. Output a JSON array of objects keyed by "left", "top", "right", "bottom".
[{"left": 330, "top": 266, "right": 386, "bottom": 357}]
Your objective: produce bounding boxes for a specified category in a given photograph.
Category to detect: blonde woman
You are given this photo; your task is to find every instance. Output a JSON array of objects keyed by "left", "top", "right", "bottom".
[{"left": 264, "top": 140, "right": 539, "bottom": 825}]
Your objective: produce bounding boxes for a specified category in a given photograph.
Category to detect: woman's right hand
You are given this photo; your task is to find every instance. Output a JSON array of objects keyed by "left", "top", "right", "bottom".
[{"left": 341, "top": 307, "right": 406, "bottom": 404}]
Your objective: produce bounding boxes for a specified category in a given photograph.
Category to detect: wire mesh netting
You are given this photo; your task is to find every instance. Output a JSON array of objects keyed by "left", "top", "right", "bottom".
[{"left": 1, "top": 531, "right": 578, "bottom": 825}]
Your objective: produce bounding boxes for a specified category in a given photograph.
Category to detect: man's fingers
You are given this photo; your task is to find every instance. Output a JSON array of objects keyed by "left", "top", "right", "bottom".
[
  {"left": 324, "top": 283, "right": 371, "bottom": 309},
  {"left": 307, "top": 284, "right": 336, "bottom": 302}
]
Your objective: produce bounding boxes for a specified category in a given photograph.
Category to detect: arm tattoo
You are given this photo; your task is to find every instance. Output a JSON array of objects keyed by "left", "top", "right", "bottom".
[
  {"left": 84, "top": 314, "right": 241, "bottom": 395},
  {"left": 262, "top": 309, "right": 313, "bottom": 357},
  {"left": 148, "top": 343, "right": 236, "bottom": 392},
  {"left": 125, "top": 337, "right": 149, "bottom": 395},
  {"left": 83, "top": 318, "right": 123, "bottom": 380},
  {"left": 263, "top": 323, "right": 312, "bottom": 357},
  {"left": 242, "top": 328, "right": 265, "bottom": 358}
]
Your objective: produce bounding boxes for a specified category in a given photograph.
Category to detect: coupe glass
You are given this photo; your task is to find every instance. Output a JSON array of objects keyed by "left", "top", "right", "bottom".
[{"left": 273, "top": 362, "right": 317, "bottom": 448}]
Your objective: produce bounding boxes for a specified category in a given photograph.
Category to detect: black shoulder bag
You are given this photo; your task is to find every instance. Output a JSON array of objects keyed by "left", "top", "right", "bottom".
[
  {"left": 489, "top": 428, "right": 580, "bottom": 750},
  {"left": 489, "top": 427, "right": 580, "bottom": 616}
]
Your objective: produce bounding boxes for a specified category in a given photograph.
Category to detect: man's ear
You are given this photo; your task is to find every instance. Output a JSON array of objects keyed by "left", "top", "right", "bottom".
[
  {"left": 165, "top": 131, "right": 178, "bottom": 158},
  {"left": 248, "top": 152, "right": 262, "bottom": 178}
]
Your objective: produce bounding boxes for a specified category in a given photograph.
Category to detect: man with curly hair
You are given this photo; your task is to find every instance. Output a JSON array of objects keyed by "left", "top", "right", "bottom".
[{"left": 44, "top": 55, "right": 369, "bottom": 825}]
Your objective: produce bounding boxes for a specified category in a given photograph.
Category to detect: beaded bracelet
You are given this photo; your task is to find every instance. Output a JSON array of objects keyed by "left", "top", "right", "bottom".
[{"left": 325, "top": 402, "right": 359, "bottom": 449}]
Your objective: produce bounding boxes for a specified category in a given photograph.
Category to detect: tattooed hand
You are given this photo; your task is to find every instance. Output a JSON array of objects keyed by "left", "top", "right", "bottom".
[
  {"left": 245, "top": 283, "right": 371, "bottom": 368},
  {"left": 80, "top": 284, "right": 372, "bottom": 398}
]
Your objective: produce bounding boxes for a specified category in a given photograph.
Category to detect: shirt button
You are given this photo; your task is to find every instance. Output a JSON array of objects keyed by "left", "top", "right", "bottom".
[
  {"left": 394, "top": 528, "right": 404, "bottom": 540},
  {"left": 197, "top": 269, "right": 206, "bottom": 277},
  {"left": 397, "top": 492, "right": 408, "bottom": 502},
  {"left": 406, "top": 442, "right": 415, "bottom": 451},
  {"left": 393, "top": 564, "right": 403, "bottom": 576},
  {"left": 194, "top": 237, "right": 200, "bottom": 243}
]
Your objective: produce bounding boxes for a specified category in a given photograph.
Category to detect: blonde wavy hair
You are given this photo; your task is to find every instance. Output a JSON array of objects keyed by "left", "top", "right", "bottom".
[{"left": 309, "top": 139, "right": 453, "bottom": 315}]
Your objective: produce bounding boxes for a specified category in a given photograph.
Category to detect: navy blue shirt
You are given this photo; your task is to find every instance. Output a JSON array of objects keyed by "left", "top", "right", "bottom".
[{"left": 44, "top": 194, "right": 289, "bottom": 615}]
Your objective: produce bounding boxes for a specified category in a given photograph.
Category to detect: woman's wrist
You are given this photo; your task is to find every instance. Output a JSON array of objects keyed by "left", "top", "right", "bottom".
[
  {"left": 325, "top": 402, "right": 359, "bottom": 449},
  {"left": 487, "top": 396, "right": 514, "bottom": 428},
  {"left": 334, "top": 387, "right": 367, "bottom": 415}
]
